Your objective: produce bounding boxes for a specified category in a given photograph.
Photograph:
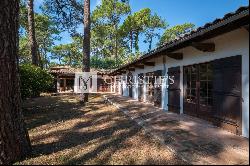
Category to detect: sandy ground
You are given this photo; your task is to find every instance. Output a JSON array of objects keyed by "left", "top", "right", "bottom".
[{"left": 16, "top": 95, "right": 186, "bottom": 165}]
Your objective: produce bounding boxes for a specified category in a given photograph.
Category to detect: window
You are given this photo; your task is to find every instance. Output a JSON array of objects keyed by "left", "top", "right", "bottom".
[
  {"left": 66, "top": 79, "right": 74, "bottom": 86},
  {"left": 199, "top": 63, "right": 213, "bottom": 106},
  {"left": 184, "top": 63, "right": 213, "bottom": 106},
  {"left": 184, "top": 66, "right": 197, "bottom": 103},
  {"left": 60, "top": 79, "right": 64, "bottom": 87}
]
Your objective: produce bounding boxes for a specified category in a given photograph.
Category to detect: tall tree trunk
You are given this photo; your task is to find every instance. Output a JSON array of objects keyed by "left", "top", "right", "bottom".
[
  {"left": 69, "top": 52, "right": 72, "bottom": 66},
  {"left": 130, "top": 31, "right": 133, "bottom": 53},
  {"left": 0, "top": 0, "right": 31, "bottom": 164},
  {"left": 27, "top": 0, "right": 38, "bottom": 66},
  {"left": 135, "top": 31, "right": 139, "bottom": 53},
  {"left": 128, "top": 1, "right": 133, "bottom": 54},
  {"left": 44, "top": 49, "right": 48, "bottom": 69},
  {"left": 113, "top": 0, "right": 118, "bottom": 67},
  {"left": 148, "top": 36, "right": 153, "bottom": 52},
  {"left": 82, "top": 0, "right": 91, "bottom": 103},
  {"left": 114, "top": 21, "right": 118, "bottom": 67},
  {"left": 38, "top": 47, "right": 43, "bottom": 69},
  {"left": 123, "top": 0, "right": 133, "bottom": 53},
  {"left": 115, "top": 27, "right": 118, "bottom": 67}
]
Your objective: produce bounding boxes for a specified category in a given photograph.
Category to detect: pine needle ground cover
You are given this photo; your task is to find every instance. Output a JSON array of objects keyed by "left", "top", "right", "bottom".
[{"left": 16, "top": 95, "right": 185, "bottom": 165}]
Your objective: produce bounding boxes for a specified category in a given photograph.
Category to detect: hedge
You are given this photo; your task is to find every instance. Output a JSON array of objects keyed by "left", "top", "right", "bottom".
[{"left": 20, "top": 64, "right": 54, "bottom": 99}]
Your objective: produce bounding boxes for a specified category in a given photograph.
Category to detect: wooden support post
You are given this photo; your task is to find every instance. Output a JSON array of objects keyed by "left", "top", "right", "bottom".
[
  {"left": 57, "top": 77, "right": 60, "bottom": 93},
  {"left": 128, "top": 68, "right": 135, "bottom": 71},
  {"left": 63, "top": 79, "right": 66, "bottom": 92},
  {"left": 192, "top": 42, "right": 215, "bottom": 52},
  {"left": 243, "top": 24, "right": 249, "bottom": 32},
  {"left": 163, "top": 55, "right": 166, "bottom": 63},
  {"left": 143, "top": 62, "right": 155, "bottom": 66},
  {"left": 134, "top": 65, "right": 144, "bottom": 69},
  {"left": 164, "top": 52, "right": 183, "bottom": 60}
]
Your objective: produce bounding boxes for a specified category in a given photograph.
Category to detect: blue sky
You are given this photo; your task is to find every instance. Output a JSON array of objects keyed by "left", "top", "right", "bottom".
[{"left": 34, "top": 0, "right": 249, "bottom": 52}]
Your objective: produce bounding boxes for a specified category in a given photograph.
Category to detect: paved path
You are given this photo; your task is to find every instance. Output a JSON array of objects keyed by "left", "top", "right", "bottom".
[{"left": 104, "top": 94, "right": 249, "bottom": 165}]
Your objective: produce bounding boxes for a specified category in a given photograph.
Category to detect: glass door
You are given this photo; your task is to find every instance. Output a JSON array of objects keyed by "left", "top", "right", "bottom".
[
  {"left": 184, "top": 63, "right": 213, "bottom": 119},
  {"left": 198, "top": 63, "right": 213, "bottom": 120},
  {"left": 184, "top": 65, "right": 198, "bottom": 116}
]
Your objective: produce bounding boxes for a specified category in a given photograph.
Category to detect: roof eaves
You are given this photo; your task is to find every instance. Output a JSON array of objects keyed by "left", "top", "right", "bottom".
[{"left": 111, "top": 6, "right": 249, "bottom": 74}]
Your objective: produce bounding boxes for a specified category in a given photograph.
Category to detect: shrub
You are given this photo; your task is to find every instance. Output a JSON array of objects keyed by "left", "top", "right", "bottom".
[{"left": 20, "top": 64, "right": 54, "bottom": 99}]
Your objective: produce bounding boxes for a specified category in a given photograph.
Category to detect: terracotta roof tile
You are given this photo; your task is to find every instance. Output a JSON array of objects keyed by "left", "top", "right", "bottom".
[{"left": 49, "top": 66, "right": 112, "bottom": 75}]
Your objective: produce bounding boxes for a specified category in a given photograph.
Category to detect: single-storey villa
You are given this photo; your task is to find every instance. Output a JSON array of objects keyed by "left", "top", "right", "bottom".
[
  {"left": 110, "top": 6, "right": 249, "bottom": 138},
  {"left": 49, "top": 66, "right": 113, "bottom": 93}
]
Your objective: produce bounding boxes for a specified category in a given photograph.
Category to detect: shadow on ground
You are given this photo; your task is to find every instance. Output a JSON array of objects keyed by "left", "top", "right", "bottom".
[
  {"left": 105, "top": 94, "right": 249, "bottom": 165},
  {"left": 19, "top": 95, "right": 184, "bottom": 165}
]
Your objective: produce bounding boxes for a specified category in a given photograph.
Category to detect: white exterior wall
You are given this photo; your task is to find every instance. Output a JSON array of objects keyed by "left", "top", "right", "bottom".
[
  {"left": 132, "top": 56, "right": 165, "bottom": 103},
  {"left": 165, "top": 28, "right": 249, "bottom": 137},
  {"left": 118, "top": 81, "right": 122, "bottom": 95},
  {"left": 132, "top": 72, "right": 138, "bottom": 100},
  {"left": 122, "top": 73, "right": 129, "bottom": 97},
  {"left": 118, "top": 28, "right": 249, "bottom": 138},
  {"left": 162, "top": 64, "right": 168, "bottom": 110}
]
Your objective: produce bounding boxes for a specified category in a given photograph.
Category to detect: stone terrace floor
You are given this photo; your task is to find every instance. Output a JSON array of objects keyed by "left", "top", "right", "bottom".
[{"left": 104, "top": 93, "right": 249, "bottom": 165}]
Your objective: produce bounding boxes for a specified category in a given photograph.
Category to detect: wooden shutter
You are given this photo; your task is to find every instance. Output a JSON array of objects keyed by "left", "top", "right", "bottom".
[
  {"left": 212, "top": 55, "right": 242, "bottom": 135},
  {"left": 154, "top": 70, "right": 162, "bottom": 107},
  {"left": 127, "top": 72, "right": 133, "bottom": 98},
  {"left": 168, "top": 67, "right": 181, "bottom": 114},
  {"left": 146, "top": 72, "right": 155, "bottom": 103},
  {"left": 138, "top": 73, "right": 144, "bottom": 101}
]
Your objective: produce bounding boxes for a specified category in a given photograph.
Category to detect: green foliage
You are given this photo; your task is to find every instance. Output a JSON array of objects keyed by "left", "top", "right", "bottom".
[
  {"left": 120, "top": 8, "right": 150, "bottom": 53},
  {"left": 51, "top": 36, "right": 82, "bottom": 66},
  {"left": 19, "top": 0, "right": 195, "bottom": 71},
  {"left": 120, "top": 8, "right": 166, "bottom": 52},
  {"left": 35, "top": 14, "right": 61, "bottom": 67},
  {"left": 42, "top": 0, "right": 84, "bottom": 33},
  {"left": 158, "top": 23, "right": 195, "bottom": 46},
  {"left": 19, "top": 0, "right": 61, "bottom": 68},
  {"left": 91, "top": 56, "right": 119, "bottom": 69},
  {"left": 20, "top": 64, "right": 54, "bottom": 98},
  {"left": 144, "top": 14, "right": 167, "bottom": 51},
  {"left": 19, "top": 36, "right": 30, "bottom": 63},
  {"left": 19, "top": 0, "right": 28, "bottom": 31},
  {"left": 90, "top": 52, "right": 141, "bottom": 69},
  {"left": 91, "top": 0, "right": 130, "bottom": 63},
  {"left": 92, "top": 0, "right": 130, "bottom": 22}
]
